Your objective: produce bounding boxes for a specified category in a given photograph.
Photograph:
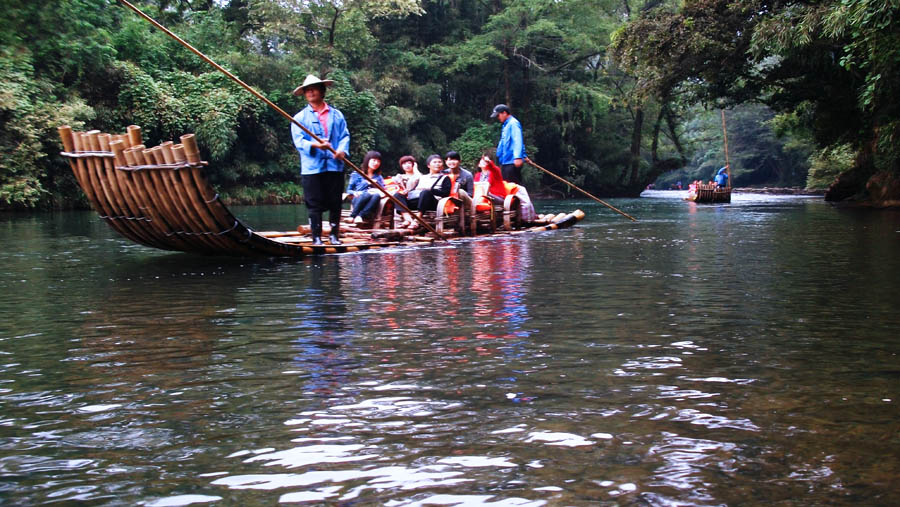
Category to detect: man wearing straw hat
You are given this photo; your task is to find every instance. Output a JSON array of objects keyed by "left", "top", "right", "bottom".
[{"left": 291, "top": 74, "right": 350, "bottom": 245}]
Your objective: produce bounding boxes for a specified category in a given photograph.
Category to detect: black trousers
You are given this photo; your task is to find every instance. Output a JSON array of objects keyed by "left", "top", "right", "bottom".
[
  {"left": 501, "top": 163, "right": 522, "bottom": 184},
  {"left": 302, "top": 171, "right": 344, "bottom": 222},
  {"left": 392, "top": 192, "right": 416, "bottom": 211},
  {"left": 418, "top": 190, "right": 441, "bottom": 212}
]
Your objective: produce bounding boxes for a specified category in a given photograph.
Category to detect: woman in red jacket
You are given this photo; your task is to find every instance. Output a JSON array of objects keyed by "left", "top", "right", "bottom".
[{"left": 474, "top": 150, "right": 508, "bottom": 204}]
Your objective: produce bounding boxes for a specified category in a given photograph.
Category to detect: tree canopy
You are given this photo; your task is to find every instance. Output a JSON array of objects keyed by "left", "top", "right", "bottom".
[
  {"left": 612, "top": 0, "right": 900, "bottom": 201},
  {"left": 5, "top": 0, "right": 892, "bottom": 209}
]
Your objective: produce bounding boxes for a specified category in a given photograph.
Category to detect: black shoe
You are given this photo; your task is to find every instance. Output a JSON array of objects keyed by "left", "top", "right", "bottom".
[{"left": 328, "top": 222, "right": 342, "bottom": 245}]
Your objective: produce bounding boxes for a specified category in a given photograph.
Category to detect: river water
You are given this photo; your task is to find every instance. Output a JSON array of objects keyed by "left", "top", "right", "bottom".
[{"left": 1, "top": 191, "right": 898, "bottom": 505}]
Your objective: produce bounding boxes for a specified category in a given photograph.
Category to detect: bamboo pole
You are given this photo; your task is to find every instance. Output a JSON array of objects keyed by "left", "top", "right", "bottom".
[
  {"left": 159, "top": 141, "right": 175, "bottom": 164},
  {"left": 524, "top": 158, "right": 638, "bottom": 222},
  {"left": 180, "top": 134, "right": 202, "bottom": 164},
  {"left": 96, "top": 132, "right": 161, "bottom": 247},
  {"left": 127, "top": 124, "right": 143, "bottom": 147},
  {"left": 114, "top": 0, "right": 445, "bottom": 240},
  {"left": 720, "top": 109, "right": 732, "bottom": 187}
]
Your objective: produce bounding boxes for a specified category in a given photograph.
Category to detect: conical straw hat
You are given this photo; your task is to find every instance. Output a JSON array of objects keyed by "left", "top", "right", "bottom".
[{"left": 292, "top": 74, "right": 335, "bottom": 95}]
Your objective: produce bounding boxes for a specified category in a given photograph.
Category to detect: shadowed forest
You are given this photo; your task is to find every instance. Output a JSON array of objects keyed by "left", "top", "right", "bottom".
[{"left": 2, "top": 0, "right": 898, "bottom": 209}]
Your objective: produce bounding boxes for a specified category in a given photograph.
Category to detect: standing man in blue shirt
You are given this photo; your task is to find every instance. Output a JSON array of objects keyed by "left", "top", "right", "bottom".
[
  {"left": 291, "top": 75, "right": 350, "bottom": 245},
  {"left": 490, "top": 104, "right": 527, "bottom": 184},
  {"left": 714, "top": 166, "right": 729, "bottom": 187}
]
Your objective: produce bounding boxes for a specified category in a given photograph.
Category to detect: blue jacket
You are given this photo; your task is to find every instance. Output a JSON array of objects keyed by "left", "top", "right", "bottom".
[
  {"left": 291, "top": 104, "right": 350, "bottom": 175},
  {"left": 347, "top": 171, "right": 385, "bottom": 196},
  {"left": 714, "top": 167, "right": 729, "bottom": 186},
  {"left": 497, "top": 115, "right": 527, "bottom": 165}
]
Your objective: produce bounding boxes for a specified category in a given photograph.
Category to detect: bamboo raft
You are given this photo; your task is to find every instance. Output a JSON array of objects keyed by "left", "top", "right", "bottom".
[
  {"left": 686, "top": 183, "right": 732, "bottom": 203},
  {"left": 686, "top": 111, "right": 734, "bottom": 204},
  {"left": 58, "top": 126, "right": 585, "bottom": 257}
]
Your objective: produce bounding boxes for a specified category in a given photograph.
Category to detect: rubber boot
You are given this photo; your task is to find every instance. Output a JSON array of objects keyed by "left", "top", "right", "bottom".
[
  {"left": 309, "top": 214, "right": 323, "bottom": 246},
  {"left": 328, "top": 220, "right": 342, "bottom": 245}
]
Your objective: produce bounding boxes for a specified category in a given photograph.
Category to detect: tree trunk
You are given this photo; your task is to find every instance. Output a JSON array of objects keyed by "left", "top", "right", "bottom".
[
  {"left": 503, "top": 47, "right": 511, "bottom": 106},
  {"left": 665, "top": 109, "right": 687, "bottom": 164},
  {"left": 628, "top": 105, "right": 644, "bottom": 186},
  {"left": 651, "top": 106, "right": 664, "bottom": 165},
  {"left": 328, "top": 6, "right": 340, "bottom": 47}
]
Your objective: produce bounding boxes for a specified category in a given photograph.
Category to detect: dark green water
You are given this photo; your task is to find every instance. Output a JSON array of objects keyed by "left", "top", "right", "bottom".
[{"left": 1, "top": 193, "right": 898, "bottom": 505}]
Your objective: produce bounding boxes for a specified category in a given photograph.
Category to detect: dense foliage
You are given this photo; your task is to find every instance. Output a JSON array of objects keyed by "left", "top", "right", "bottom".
[
  {"left": 5, "top": 0, "right": 875, "bottom": 210},
  {"left": 657, "top": 104, "right": 813, "bottom": 189},
  {"left": 612, "top": 0, "right": 900, "bottom": 201}
]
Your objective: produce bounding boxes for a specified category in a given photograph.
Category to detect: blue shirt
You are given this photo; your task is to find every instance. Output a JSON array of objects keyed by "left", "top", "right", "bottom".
[
  {"left": 291, "top": 103, "right": 350, "bottom": 175},
  {"left": 497, "top": 115, "right": 527, "bottom": 165},
  {"left": 715, "top": 167, "right": 729, "bottom": 186},
  {"left": 346, "top": 171, "right": 385, "bottom": 196}
]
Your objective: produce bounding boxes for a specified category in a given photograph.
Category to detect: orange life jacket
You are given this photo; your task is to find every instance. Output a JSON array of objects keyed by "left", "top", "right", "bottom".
[{"left": 444, "top": 173, "right": 458, "bottom": 214}]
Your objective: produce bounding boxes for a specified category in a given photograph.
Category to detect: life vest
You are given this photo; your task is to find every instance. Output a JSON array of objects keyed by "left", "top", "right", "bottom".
[
  {"left": 449, "top": 173, "right": 458, "bottom": 199},
  {"left": 444, "top": 173, "right": 458, "bottom": 214},
  {"left": 383, "top": 177, "right": 400, "bottom": 195},
  {"left": 471, "top": 180, "right": 492, "bottom": 212}
]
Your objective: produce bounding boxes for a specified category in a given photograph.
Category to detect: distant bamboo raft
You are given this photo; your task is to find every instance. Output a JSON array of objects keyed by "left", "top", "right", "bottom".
[
  {"left": 686, "top": 183, "right": 732, "bottom": 203},
  {"left": 58, "top": 125, "right": 585, "bottom": 257}
]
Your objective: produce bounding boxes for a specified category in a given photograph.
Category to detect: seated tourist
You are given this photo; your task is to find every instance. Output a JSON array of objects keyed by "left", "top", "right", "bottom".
[
  {"left": 346, "top": 150, "right": 385, "bottom": 224},
  {"left": 445, "top": 151, "right": 474, "bottom": 201},
  {"left": 393, "top": 154, "right": 451, "bottom": 218},
  {"left": 474, "top": 150, "right": 508, "bottom": 205},
  {"left": 392, "top": 155, "right": 422, "bottom": 227}
]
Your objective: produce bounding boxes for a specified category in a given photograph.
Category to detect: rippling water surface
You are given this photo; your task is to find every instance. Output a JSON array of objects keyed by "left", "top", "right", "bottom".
[{"left": 1, "top": 193, "right": 899, "bottom": 505}]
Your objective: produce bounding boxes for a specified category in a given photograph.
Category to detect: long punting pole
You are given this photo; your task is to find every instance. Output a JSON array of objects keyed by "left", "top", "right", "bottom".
[
  {"left": 525, "top": 158, "right": 637, "bottom": 222},
  {"left": 115, "top": 0, "right": 446, "bottom": 240},
  {"left": 720, "top": 109, "right": 731, "bottom": 187}
]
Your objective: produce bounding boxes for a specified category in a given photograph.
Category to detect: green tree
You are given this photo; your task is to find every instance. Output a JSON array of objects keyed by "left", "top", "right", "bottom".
[
  {"left": 657, "top": 105, "right": 811, "bottom": 189},
  {"left": 0, "top": 50, "right": 94, "bottom": 209},
  {"left": 613, "top": 0, "right": 900, "bottom": 201}
]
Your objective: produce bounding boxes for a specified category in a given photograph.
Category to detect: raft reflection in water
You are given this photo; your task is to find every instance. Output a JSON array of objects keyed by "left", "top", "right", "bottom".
[{"left": 214, "top": 240, "right": 540, "bottom": 504}]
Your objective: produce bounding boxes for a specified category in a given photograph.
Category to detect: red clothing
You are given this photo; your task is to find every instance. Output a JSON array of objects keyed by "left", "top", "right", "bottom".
[{"left": 474, "top": 159, "right": 508, "bottom": 198}]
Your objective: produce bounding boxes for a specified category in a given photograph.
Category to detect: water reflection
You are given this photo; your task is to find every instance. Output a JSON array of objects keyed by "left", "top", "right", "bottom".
[
  {"left": 206, "top": 240, "right": 553, "bottom": 504},
  {"left": 2, "top": 199, "right": 900, "bottom": 504},
  {"left": 289, "top": 260, "right": 356, "bottom": 399},
  {"left": 471, "top": 240, "right": 533, "bottom": 341}
]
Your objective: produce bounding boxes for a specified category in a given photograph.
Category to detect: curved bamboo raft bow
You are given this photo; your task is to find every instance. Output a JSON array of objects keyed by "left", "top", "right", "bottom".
[{"left": 57, "top": 125, "right": 586, "bottom": 257}]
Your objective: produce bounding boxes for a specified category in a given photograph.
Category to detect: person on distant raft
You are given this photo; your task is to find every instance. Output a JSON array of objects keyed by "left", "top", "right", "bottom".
[
  {"left": 490, "top": 104, "right": 527, "bottom": 184},
  {"left": 715, "top": 166, "right": 729, "bottom": 188},
  {"left": 291, "top": 74, "right": 350, "bottom": 245}
]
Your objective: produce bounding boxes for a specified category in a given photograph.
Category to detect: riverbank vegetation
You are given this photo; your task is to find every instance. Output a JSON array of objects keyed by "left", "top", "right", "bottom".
[
  {"left": 2, "top": 0, "right": 897, "bottom": 210},
  {"left": 613, "top": 0, "right": 900, "bottom": 205}
]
